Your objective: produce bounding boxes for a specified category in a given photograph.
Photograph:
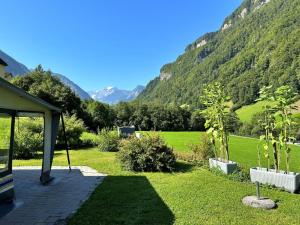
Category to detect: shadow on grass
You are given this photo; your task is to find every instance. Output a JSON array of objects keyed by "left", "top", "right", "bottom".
[
  {"left": 13, "top": 152, "right": 64, "bottom": 160},
  {"left": 69, "top": 176, "right": 175, "bottom": 225},
  {"left": 174, "top": 161, "right": 195, "bottom": 173}
]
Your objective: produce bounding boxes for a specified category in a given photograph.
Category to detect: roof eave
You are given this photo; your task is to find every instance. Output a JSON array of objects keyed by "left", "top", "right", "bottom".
[{"left": 0, "top": 77, "right": 62, "bottom": 113}]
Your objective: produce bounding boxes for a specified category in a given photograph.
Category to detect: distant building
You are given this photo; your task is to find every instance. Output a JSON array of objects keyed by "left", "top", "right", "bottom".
[
  {"left": 117, "top": 126, "right": 135, "bottom": 137},
  {"left": 0, "top": 58, "right": 8, "bottom": 78}
]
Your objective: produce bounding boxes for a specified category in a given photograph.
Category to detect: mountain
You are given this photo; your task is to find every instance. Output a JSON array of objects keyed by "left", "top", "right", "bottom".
[
  {"left": 0, "top": 50, "right": 30, "bottom": 75},
  {"left": 90, "top": 85, "right": 145, "bottom": 104},
  {"left": 0, "top": 49, "right": 91, "bottom": 100},
  {"left": 53, "top": 73, "right": 91, "bottom": 100},
  {"left": 138, "top": 0, "right": 300, "bottom": 109}
]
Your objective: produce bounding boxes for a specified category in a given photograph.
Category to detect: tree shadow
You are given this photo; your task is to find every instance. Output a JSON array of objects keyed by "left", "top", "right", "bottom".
[
  {"left": 174, "top": 161, "right": 195, "bottom": 173},
  {"left": 69, "top": 176, "right": 175, "bottom": 225},
  {"left": 31, "top": 151, "right": 63, "bottom": 160}
]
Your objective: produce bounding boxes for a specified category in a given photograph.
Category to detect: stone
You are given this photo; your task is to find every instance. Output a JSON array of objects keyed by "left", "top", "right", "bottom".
[
  {"left": 0, "top": 166, "right": 106, "bottom": 225},
  {"left": 242, "top": 196, "right": 276, "bottom": 210}
]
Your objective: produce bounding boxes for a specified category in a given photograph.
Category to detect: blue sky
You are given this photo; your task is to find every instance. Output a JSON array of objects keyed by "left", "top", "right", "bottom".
[{"left": 0, "top": 0, "right": 242, "bottom": 91}]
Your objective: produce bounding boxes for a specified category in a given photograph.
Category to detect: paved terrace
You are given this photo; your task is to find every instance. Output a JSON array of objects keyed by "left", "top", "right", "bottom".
[{"left": 0, "top": 166, "right": 106, "bottom": 225}]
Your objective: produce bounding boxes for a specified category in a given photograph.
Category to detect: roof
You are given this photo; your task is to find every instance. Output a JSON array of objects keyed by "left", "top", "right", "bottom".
[
  {"left": 0, "top": 58, "right": 8, "bottom": 66},
  {"left": 0, "top": 77, "right": 61, "bottom": 112}
]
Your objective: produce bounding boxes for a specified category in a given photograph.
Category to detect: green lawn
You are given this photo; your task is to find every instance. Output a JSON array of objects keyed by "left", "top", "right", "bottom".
[
  {"left": 159, "top": 131, "right": 300, "bottom": 172},
  {"left": 235, "top": 100, "right": 300, "bottom": 123},
  {"left": 235, "top": 100, "right": 274, "bottom": 123},
  {"left": 13, "top": 132, "right": 300, "bottom": 225}
]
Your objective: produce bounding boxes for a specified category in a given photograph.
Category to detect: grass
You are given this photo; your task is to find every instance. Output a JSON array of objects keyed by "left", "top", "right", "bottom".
[
  {"left": 157, "top": 131, "right": 300, "bottom": 172},
  {"left": 236, "top": 99, "right": 300, "bottom": 123},
  {"left": 235, "top": 101, "right": 275, "bottom": 123},
  {"left": 13, "top": 132, "right": 300, "bottom": 225},
  {"left": 14, "top": 148, "right": 300, "bottom": 225}
]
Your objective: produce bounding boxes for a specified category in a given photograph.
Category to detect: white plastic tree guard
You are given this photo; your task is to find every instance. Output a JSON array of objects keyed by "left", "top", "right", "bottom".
[
  {"left": 250, "top": 167, "right": 300, "bottom": 193},
  {"left": 209, "top": 158, "right": 238, "bottom": 174}
]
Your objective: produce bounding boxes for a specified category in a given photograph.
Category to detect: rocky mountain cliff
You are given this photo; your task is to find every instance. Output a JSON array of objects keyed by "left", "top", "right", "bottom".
[{"left": 138, "top": 0, "right": 300, "bottom": 108}]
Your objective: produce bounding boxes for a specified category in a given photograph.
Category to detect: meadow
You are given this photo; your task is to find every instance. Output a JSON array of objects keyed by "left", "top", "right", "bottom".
[
  {"left": 236, "top": 99, "right": 300, "bottom": 123},
  {"left": 14, "top": 132, "right": 300, "bottom": 225},
  {"left": 157, "top": 131, "right": 300, "bottom": 172}
]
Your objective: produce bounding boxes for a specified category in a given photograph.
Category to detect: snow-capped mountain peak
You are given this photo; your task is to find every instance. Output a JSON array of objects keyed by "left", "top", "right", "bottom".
[{"left": 89, "top": 85, "right": 145, "bottom": 104}]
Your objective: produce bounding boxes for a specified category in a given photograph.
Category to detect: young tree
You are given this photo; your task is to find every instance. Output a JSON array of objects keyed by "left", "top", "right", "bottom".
[
  {"left": 256, "top": 85, "right": 298, "bottom": 173},
  {"left": 274, "top": 86, "right": 298, "bottom": 173},
  {"left": 201, "top": 82, "right": 230, "bottom": 162},
  {"left": 256, "top": 86, "right": 277, "bottom": 170}
]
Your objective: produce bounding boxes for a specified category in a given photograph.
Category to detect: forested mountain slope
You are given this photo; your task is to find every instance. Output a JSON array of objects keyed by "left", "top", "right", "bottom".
[{"left": 138, "top": 0, "right": 300, "bottom": 109}]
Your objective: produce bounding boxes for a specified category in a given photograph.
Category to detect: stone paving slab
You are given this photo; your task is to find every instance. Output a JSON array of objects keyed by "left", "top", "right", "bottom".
[{"left": 0, "top": 166, "right": 106, "bottom": 225}]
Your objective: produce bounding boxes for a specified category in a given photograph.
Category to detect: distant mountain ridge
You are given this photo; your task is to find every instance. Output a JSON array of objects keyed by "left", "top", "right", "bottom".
[
  {"left": 90, "top": 85, "right": 145, "bottom": 104},
  {"left": 0, "top": 50, "right": 30, "bottom": 75},
  {"left": 54, "top": 73, "right": 91, "bottom": 100},
  {"left": 138, "top": 0, "right": 300, "bottom": 108},
  {"left": 0, "top": 49, "right": 91, "bottom": 100}
]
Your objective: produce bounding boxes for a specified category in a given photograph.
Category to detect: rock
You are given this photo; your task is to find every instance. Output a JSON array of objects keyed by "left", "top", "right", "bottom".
[
  {"left": 160, "top": 72, "right": 172, "bottom": 81},
  {"left": 242, "top": 196, "right": 276, "bottom": 210},
  {"left": 196, "top": 39, "right": 207, "bottom": 48},
  {"left": 221, "top": 22, "right": 232, "bottom": 31},
  {"left": 240, "top": 8, "right": 248, "bottom": 19}
]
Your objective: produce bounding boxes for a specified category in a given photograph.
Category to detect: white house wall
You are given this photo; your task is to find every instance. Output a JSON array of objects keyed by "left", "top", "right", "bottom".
[{"left": 0, "top": 86, "right": 48, "bottom": 113}]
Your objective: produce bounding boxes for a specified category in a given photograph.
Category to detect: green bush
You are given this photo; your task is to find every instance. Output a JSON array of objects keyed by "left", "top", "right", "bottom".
[
  {"left": 80, "top": 132, "right": 99, "bottom": 147},
  {"left": 175, "top": 134, "right": 214, "bottom": 166},
  {"left": 189, "top": 134, "right": 214, "bottom": 165},
  {"left": 117, "top": 133, "right": 176, "bottom": 172},
  {"left": 57, "top": 114, "right": 86, "bottom": 148},
  {"left": 97, "top": 129, "right": 120, "bottom": 152},
  {"left": 14, "top": 118, "right": 43, "bottom": 159}
]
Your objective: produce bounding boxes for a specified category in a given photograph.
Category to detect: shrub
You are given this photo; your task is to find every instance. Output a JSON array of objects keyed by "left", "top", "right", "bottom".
[
  {"left": 97, "top": 129, "right": 120, "bottom": 152},
  {"left": 189, "top": 134, "right": 214, "bottom": 164},
  {"left": 57, "top": 114, "right": 86, "bottom": 148},
  {"left": 80, "top": 132, "right": 99, "bottom": 147},
  {"left": 14, "top": 118, "right": 43, "bottom": 159},
  {"left": 175, "top": 134, "right": 214, "bottom": 166},
  {"left": 238, "top": 122, "right": 253, "bottom": 137},
  {"left": 117, "top": 133, "right": 176, "bottom": 172}
]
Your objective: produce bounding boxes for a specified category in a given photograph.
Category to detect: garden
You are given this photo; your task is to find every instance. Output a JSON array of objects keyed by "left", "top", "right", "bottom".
[{"left": 11, "top": 82, "right": 300, "bottom": 224}]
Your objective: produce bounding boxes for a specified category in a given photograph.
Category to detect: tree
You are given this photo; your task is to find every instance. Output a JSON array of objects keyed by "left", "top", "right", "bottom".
[
  {"left": 256, "top": 85, "right": 277, "bottom": 170},
  {"left": 201, "top": 82, "right": 230, "bottom": 162},
  {"left": 84, "top": 100, "right": 115, "bottom": 131},
  {"left": 190, "top": 110, "right": 206, "bottom": 131},
  {"left": 12, "top": 65, "right": 82, "bottom": 116},
  {"left": 274, "top": 85, "right": 298, "bottom": 172}
]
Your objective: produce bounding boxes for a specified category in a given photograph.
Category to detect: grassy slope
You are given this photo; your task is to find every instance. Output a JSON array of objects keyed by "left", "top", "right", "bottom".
[
  {"left": 236, "top": 101, "right": 273, "bottom": 123},
  {"left": 236, "top": 100, "right": 300, "bottom": 123},
  {"left": 14, "top": 133, "right": 300, "bottom": 225}
]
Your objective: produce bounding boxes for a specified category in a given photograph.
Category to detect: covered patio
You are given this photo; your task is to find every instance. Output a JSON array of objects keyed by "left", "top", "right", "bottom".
[
  {"left": 0, "top": 166, "right": 105, "bottom": 225},
  {"left": 0, "top": 76, "right": 68, "bottom": 201}
]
